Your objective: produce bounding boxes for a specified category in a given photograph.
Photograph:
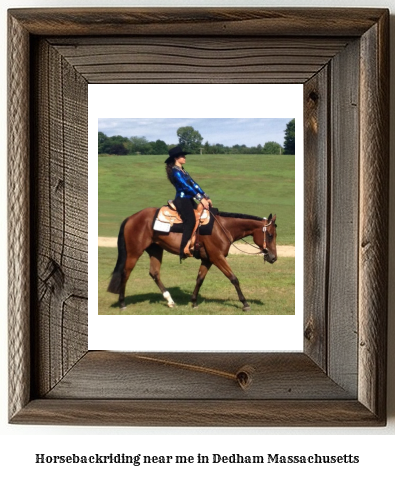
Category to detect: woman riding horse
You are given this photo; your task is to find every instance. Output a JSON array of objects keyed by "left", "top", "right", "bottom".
[
  {"left": 165, "top": 146, "right": 212, "bottom": 260},
  {"left": 107, "top": 146, "right": 278, "bottom": 311}
]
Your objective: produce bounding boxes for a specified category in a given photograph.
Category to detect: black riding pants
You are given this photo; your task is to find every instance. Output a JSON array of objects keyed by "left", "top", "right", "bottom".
[{"left": 173, "top": 197, "right": 196, "bottom": 256}]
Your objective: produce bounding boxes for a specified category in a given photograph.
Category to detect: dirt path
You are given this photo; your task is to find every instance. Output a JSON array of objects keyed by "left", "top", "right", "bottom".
[{"left": 98, "top": 237, "right": 295, "bottom": 257}]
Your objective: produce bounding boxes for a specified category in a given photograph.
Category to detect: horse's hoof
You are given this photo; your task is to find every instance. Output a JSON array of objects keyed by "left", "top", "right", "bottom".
[
  {"left": 192, "top": 303, "right": 198, "bottom": 309},
  {"left": 120, "top": 306, "right": 127, "bottom": 311},
  {"left": 242, "top": 305, "right": 251, "bottom": 312},
  {"left": 167, "top": 302, "right": 175, "bottom": 308}
]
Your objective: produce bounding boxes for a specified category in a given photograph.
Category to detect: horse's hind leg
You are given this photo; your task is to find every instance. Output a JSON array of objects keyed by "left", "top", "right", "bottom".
[
  {"left": 146, "top": 244, "right": 175, "bottom": 308},
  {"left": 191, "top": 259, "right": 212, "bottom": 309},
  {"left": 119, "top": 252, "right": 143, "bottom": 310}
]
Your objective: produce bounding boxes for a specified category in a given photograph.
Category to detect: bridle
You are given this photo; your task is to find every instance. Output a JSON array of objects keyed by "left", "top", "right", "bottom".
[
  {"left": 262, "top": 219, "right": 273, "bottom": 252},
  {"left": 210, "top": 214, "right": 274, "bottom": 256}
]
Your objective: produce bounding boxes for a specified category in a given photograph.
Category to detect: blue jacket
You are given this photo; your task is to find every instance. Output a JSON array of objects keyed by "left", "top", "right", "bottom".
[{"left": 171, "top": 166, "right": 207, "bottom": 201}]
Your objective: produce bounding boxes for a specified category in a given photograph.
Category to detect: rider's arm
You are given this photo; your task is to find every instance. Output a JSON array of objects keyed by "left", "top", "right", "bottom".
[{"left": 172, "top": 169, "right": 208, "bottom": 201}]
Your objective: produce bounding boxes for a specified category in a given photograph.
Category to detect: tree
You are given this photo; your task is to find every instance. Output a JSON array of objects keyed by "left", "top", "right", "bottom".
[
  {"left": 129, "top": 136, "right": 150, "bottom": 154},
  {"left": 262, "top": 141, "right": 282, "bottom": 155},
  {"left": 231, "top": 144, "right": 249, "bottom": 154},
  {"left": 98, "top": 133, "right": 170, "bottom": 155},
  {"left": 203, "top": 140, "right": 211, "bottom": 153},
  {"left": 176, "top": 126, "right": 203, "bottom": 154},
  {"left": 283, "top": 119, "right": 295, "bottom": 155},
  {"left": 151, "top": 139, "right": 168, "bottom": 155},
  {"left": 108, "top": 142, "right": 128, "bottom": 155},
  {"left": 98, "top": 132, "right": 108, "bottom": 153},
  {"left": 98, "top": 134, "right": 130, "bottom": 155},
  {"left": 107, "top": 135, "right": 129, "bottom": 155}
]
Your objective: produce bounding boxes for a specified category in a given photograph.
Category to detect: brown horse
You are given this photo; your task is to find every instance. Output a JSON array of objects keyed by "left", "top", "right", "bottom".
[{"left": 107, "top": 208, "right": 277, "bottom": 311}]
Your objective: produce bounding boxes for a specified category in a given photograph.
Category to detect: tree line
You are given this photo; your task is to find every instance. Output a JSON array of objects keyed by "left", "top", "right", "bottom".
[{"left": 98, "top": 119, "right": 295, "bottom": 156}]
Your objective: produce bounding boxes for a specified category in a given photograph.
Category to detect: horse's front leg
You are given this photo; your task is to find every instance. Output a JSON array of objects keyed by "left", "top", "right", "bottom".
[
  {"left": 212, "top": 255, "right": 251, "bottom": 311},
  {"left": 191, "top": 259, "right": 212, "bottom": 308}
]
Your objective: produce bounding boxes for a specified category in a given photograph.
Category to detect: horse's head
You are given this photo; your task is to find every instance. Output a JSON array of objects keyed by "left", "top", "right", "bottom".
[{"left": 253, "top": 214, "right": 277, "bottom": 263}]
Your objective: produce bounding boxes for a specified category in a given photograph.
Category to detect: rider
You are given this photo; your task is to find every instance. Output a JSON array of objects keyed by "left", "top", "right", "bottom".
[{"left": 165, "top": 145, "right": 212, "bottom": 260}]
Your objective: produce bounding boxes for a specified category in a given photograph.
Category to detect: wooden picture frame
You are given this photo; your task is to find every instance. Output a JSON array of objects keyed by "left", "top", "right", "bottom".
[{"left": 8, "top": 8, "right": 389, "bottom": 426}]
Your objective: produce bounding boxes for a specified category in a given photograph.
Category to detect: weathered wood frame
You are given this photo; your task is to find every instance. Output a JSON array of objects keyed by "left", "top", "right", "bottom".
[{"left": 8, "top": 8, "right": 389, "bottom": 426}]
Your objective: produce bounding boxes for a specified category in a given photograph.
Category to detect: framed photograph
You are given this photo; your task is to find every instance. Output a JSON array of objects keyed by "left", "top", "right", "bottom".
[
  {"left": 89, "top": 84, "right": 303, "bottom": 352},
  {"left": 8, "top": 8, "right": 389, "bottom": 426}
]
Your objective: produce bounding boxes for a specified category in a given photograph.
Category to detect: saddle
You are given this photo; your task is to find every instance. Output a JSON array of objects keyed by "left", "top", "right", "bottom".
[
  {"left": 154, "top": 201, "right": 210, "bottom": 256},
  {"left": 156, "top": 200, "right": 210, "bottom": 227}
]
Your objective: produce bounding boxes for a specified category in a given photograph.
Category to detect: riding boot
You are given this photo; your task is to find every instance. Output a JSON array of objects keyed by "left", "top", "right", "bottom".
[
  {"left": 174, "top": 197, "right": 196, "bottom": 262},
  {"left": 182, "top": 205, "right": 202, "bottom": 258}
]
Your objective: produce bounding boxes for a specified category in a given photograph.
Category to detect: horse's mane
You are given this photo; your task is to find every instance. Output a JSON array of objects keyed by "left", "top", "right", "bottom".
[{"left": 216, "top": 211, "right": 263, "bottom": 221}]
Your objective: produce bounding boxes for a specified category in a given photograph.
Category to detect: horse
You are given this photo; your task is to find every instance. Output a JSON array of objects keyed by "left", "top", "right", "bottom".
[{"left": 107, "top": 207, "right": 277, "bottom": 312}]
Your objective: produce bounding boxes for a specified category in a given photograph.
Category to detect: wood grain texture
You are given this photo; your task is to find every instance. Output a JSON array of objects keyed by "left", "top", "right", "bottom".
[
  {"left": 30, "top": 39, "right": 88, "bottom": 397},
  {"left": 11, "top": 399, "right": 383, "bottom": 427},
  {"left": 358, "top": 12, "right": 389, "bottom": 420},
  {"left": 8, "top": 13, "right": 31, "bottom": 421},
  {"left": 303, "top": 67, "right": 329, "bottom": 370},
  {"left": 49, "top": 37, "right": 350, "bottom": 84},
  {"left": 8, "top": 8, "right": 387, "bottom": 37},
  {"left": 7, "top": 8, "right": 389, "bottom": 426},
  {"left": 327, "top": 40, "right": 360, "bottom": 396},
  {"left": 46, "top": 352, "right": 354, "bottom": 400}
]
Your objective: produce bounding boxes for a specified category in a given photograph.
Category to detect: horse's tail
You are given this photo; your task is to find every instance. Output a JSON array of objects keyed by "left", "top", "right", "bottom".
[{"left": 107, "top": 218, "right": 128, "bottom": 294}]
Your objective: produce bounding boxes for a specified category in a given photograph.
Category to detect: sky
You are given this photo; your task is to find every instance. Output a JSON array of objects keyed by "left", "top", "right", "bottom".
[{"left": 98, "top": 118, "right": 293, "bottom": 147}]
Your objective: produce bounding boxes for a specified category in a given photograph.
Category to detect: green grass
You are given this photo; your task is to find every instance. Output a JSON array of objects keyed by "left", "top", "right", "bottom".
[
  {"left": 99, "top": 247, "right": 295, "bottom": 316},
  {"left": 98, "top": 154, "right": 295, "bottom": 245}
]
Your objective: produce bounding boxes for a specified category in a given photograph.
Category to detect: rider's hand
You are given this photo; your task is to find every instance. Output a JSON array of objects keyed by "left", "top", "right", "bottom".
[{"left": 201, "top": 198, "right": 210, "bottom": 209}]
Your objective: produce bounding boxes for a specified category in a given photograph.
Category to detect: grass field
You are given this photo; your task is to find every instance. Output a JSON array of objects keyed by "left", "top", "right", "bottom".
[
  {"left": 99, "top": 247, "right": 295, "bottom": 315},
  {"left": 98, "top": 154, "right": 295, "bottom": 245}
]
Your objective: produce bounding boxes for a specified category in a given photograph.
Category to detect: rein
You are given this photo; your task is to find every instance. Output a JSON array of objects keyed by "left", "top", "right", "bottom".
[{"left": 209, "top": 212, "right": 271, "bottom": 255}]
